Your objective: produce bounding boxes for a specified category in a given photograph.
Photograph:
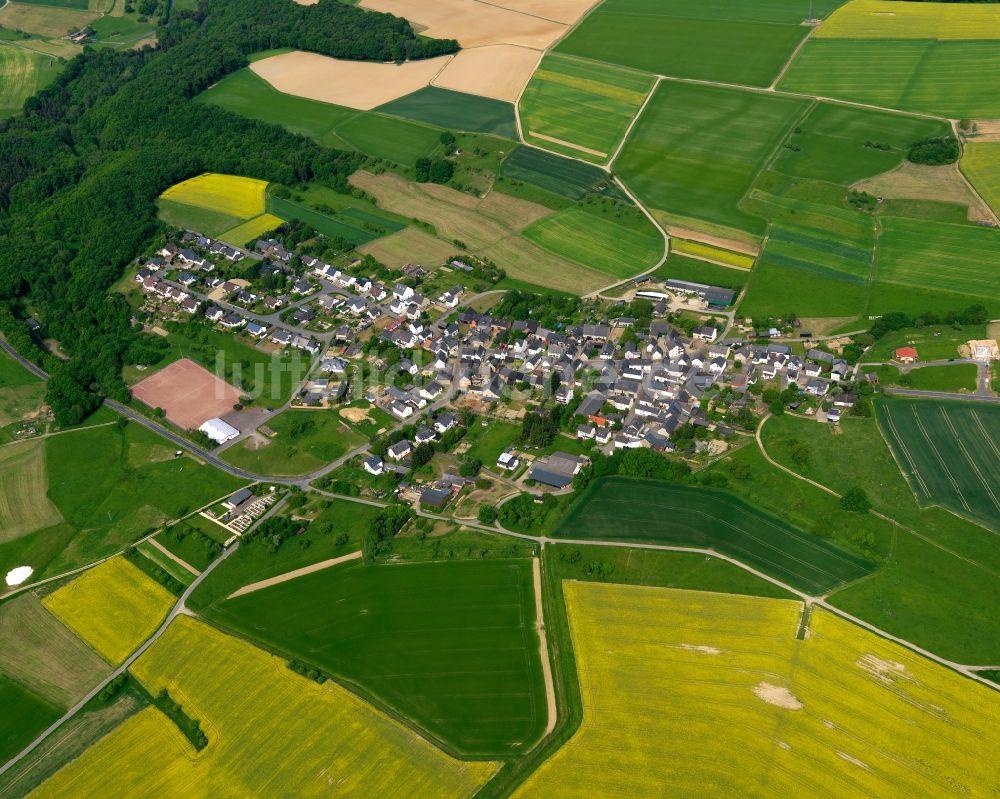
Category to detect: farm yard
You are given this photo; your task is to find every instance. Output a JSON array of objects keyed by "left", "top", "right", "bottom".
[
  {"left": 876, "top": 398, "right": 1000, "bottom": 534},
  {"left": 29, "top": 616, "right": 497, "bottom": 797},
  {"left": 515, "top": 582, "right": 1000, "bottom": 798},
  {"left": 519, "top": 54, "right": 654, "bottom": 162},
  {"left": 208, "top": 559, "right": 548, "bottom": 757},
  {"left": 556, "top": 477, "right": 873, "bottom": 595},
  {"left": 42, "top": 556, "right": 176, "bottom": 665},
  {"left": 553, "top": 0, "right": 836, "bottom": 87}
]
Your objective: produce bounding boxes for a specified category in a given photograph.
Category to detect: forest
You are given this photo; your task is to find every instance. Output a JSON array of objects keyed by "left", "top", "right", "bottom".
[{"left": 0, "top": 0, "right": 457, "bottom": 423}]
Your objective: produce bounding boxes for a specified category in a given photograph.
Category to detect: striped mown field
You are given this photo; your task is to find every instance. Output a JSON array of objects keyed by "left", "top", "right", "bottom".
[
  {"left": 515, "top": 582, "right": 1000, "bottom": 798},
  {"left": 29, "top": 616, "right": 497, "bottom": 798},
  {"left": 876, "top": 398, "right": 1000, "bottom": 533},
  {"left": 0, "top": 43, "right": 62, "bottom": 119}
]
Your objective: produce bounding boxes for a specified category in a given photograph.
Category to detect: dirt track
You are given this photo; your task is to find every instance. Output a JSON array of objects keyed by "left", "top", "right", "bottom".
[{"left": 226, "top": 550, "right": 362, "bottom": 599}]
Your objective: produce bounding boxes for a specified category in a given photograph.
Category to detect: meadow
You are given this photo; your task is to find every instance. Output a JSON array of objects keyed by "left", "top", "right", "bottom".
[
  {"left": 377, "top": 86, "right": 517, "bottom": 139},
  {"left": 522, "top": 205, "right": 662, "bottom": 280},
  {"left": 358, "top": 227, "right": 457, "bottom": 269},
  {"left": 0, "top": 43, "right": 62, "bottom": 119},
  {"left": 960, "top": 141, "right": 1000, "bottom": 217},
  {"left": 0, "top": 440, "right": 63, "bottom": 542},
  {"left": 43, "top": 556, "right": 176, "bottom": 664},
  {"left": 0, "top": 419, "right": 245, "bottom": 583},
  {"left": 265, "top": 194, "right": 380, "bottom": 245},
  {"left": 616, "top": 82, "right": 807, "bottom": 240},
  {"left": 30, "top": 616, "right": 497, "bottom": 797},
  {"left": 875, "top": 398, "right": 1000, "bottom": 533},
  {"left": 0, "top": 343, "right": 45, "bottom": 427},
  {"left": 0, "top": 1, "right": 97, "bottom": 38},
  {"left": 515, "top": 582, "right": 1000, "bottom": 798},
  {"left": 556, "top": 476, "right": 873, "bottom": 595},
  {"left": 221, "top": 409, "right": 365, "bottom": 476},
  {"left": 554, "top": 0, "right": 827, "bottom": 87},
  {"left": 187, "top": 498, "right": 379, "bottom": 610},
  {"left": 760, "top": 412, "right": 1000, "bottom": 663},
  {"left": 209, "top": 558, "right": 547, "bottom": 756},
  {"left": 780, "top": 39, "right": 1000, "bottom": 119},
  {"left": 0, "top": 675, "right": 61, "bottom": 766},
  {"left": 905, "top": 363, "right": 978, "bottom": 392},
  {"left": 519, "top": 54, "right": 654, "bottom": 162},
  {"left": 872, "top": 217, "right": 1000, "bottom": 314}
]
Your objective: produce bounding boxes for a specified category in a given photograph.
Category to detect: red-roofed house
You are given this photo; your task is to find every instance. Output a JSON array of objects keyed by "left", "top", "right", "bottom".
[{"left": 895, "top": 347, "right": 918, "bottom": 363}]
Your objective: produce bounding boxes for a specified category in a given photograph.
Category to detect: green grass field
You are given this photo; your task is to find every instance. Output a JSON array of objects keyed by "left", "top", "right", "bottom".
[
  {"left": 556, "top": 476, "right": 873, "bottom": 594},
  {"left": 499, "top": 146, "right": 629, "bottom": 202},
  {"left": 156, "top": 198, "right": 244, "bottom": 238},
  {"left": 208, "top": 558, "right": 547, "bottom": 757},
  {"left": 0, "top": 347, "right": 45, "bottom": 429},
  {"left": 867, "top": 323, "right": 984, "bottom": 362},
  {"left": 197, "top": 68, "right": 444, "bottom": 165},
  {"left": 463, "top": 419, "right": 522, "bottom": 467},
  {"left": 740, "top": 220, "right": 872, "bottom": 318},
  {"left": 0, "top": 419, "right": 246, "bottom": 582},
  {"left": 0, "top": 42, "right": 62, "bottom": 119},
  {"left": 656, "top": 253, "right": 750, "bottom": 291},
  {"left": 377, "top": 86, "right": 516, "bottom": 139},
  {"left": 876, "top": 398, "right": 1000, "bottom": 533},
  {"left": 872, "top": 217, "right": 1000, "bottom": 315},
  {"left": 264, "top": 194, "right": 378, "bottom": 245},
  {"left": 616, "top": 82, "right": 807, "bottom": 239},
  {"left": 760, "top": 412, "right": 1000, "bottom": 662},
  {"left": 522, "top": 205, "right": 662, "bottom": 279},
  {"left": 0, "top": 675, "right": 61, "bottom": 765},
  {"left": 519, "top": 53, "right": 654, "bottom": 163},
  {"left": 960, "top": 140, "right": 1000, "bottom": 217},
  {"left": 220, "top": 409, "right": 365, "bottom": 476},
  {"left": 555, "top": 0, "right": 835, "bottom": 87},
  {"left": 905, "top": 363, "right": 979, "bottom": 392},
  {"left": 770, "top": 102, "right": 948, "bottom": 185},
  {"left": 781, "top": 39, "right": 1000, "bottom": 118}
]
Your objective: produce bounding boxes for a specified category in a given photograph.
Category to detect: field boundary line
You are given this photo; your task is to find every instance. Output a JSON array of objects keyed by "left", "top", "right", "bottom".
[
  {"left": 606, "top": 75, "right": 660, "bottom": 167},
  {"left": 147, "top": 538, "right": 200, "bottom": 576},
  {"left": 768, "top": 20, "right": 817, "bottom": 91},
  {"left": 226, "top": 550, "right": 362, "bottom": 599}
]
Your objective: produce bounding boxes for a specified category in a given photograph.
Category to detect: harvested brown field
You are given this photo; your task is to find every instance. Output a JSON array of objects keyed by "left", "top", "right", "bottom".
[
  {"left": 352, "top": 170, "right": 607, "bottom": 291},
  {"left": 0, "top": 592, "right": 109, "bottom": 707},
  {"left": 0, "top": 2, "right": 98, "bottom": 38},
  {"left": 131, "top": 357, "right": 242, "bottom": 430},
  {"left": 433, "top": 44, "right": 541, "bottom": 102},
  {"left": 359, "top": 227, "right": 459, "bottom": 269},
  {"left": 250, "top": 51, "right": 453, "bottom": 110},
  {"left": 854, "top": 161, "right": 995, "bottom": 224},
  {"left": 359, "top": 0, "right": 566, "bottom": 48},
  {"left": 352, "top": 170, "right": 550, "bottom": 243}
]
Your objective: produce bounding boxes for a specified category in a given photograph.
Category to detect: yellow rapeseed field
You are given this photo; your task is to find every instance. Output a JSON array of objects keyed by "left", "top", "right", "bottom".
[
  {"left": 159, "top": 173, "right": 267, "bottom": 219},
  {"left": 42, "top": 557, "right": 174, "bottom": 665},
  {"left": 220, "top": 213, "right": 284, "bottom": 246},
  {"left": 672, "top": 239, "right": 754, "bottom": 269},
  {"left": 515, "top": 582, "right": 1000, "bottom": 798},
  {"left": 30, "top": 616, "right": 497, "bottom": 798},
  {"left": 815, "top": 0, "right": 1000, "bottom": 40}
]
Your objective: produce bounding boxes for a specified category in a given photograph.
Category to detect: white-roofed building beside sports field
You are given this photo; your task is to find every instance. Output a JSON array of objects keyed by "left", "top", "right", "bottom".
[{"left": 199, "top": 417, "right": 239, "bottom": 444}]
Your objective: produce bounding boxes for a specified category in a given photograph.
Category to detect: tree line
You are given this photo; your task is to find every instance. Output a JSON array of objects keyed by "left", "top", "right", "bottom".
[{"left": 0, "top": 0, "right": 457, "bottom": 424}]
